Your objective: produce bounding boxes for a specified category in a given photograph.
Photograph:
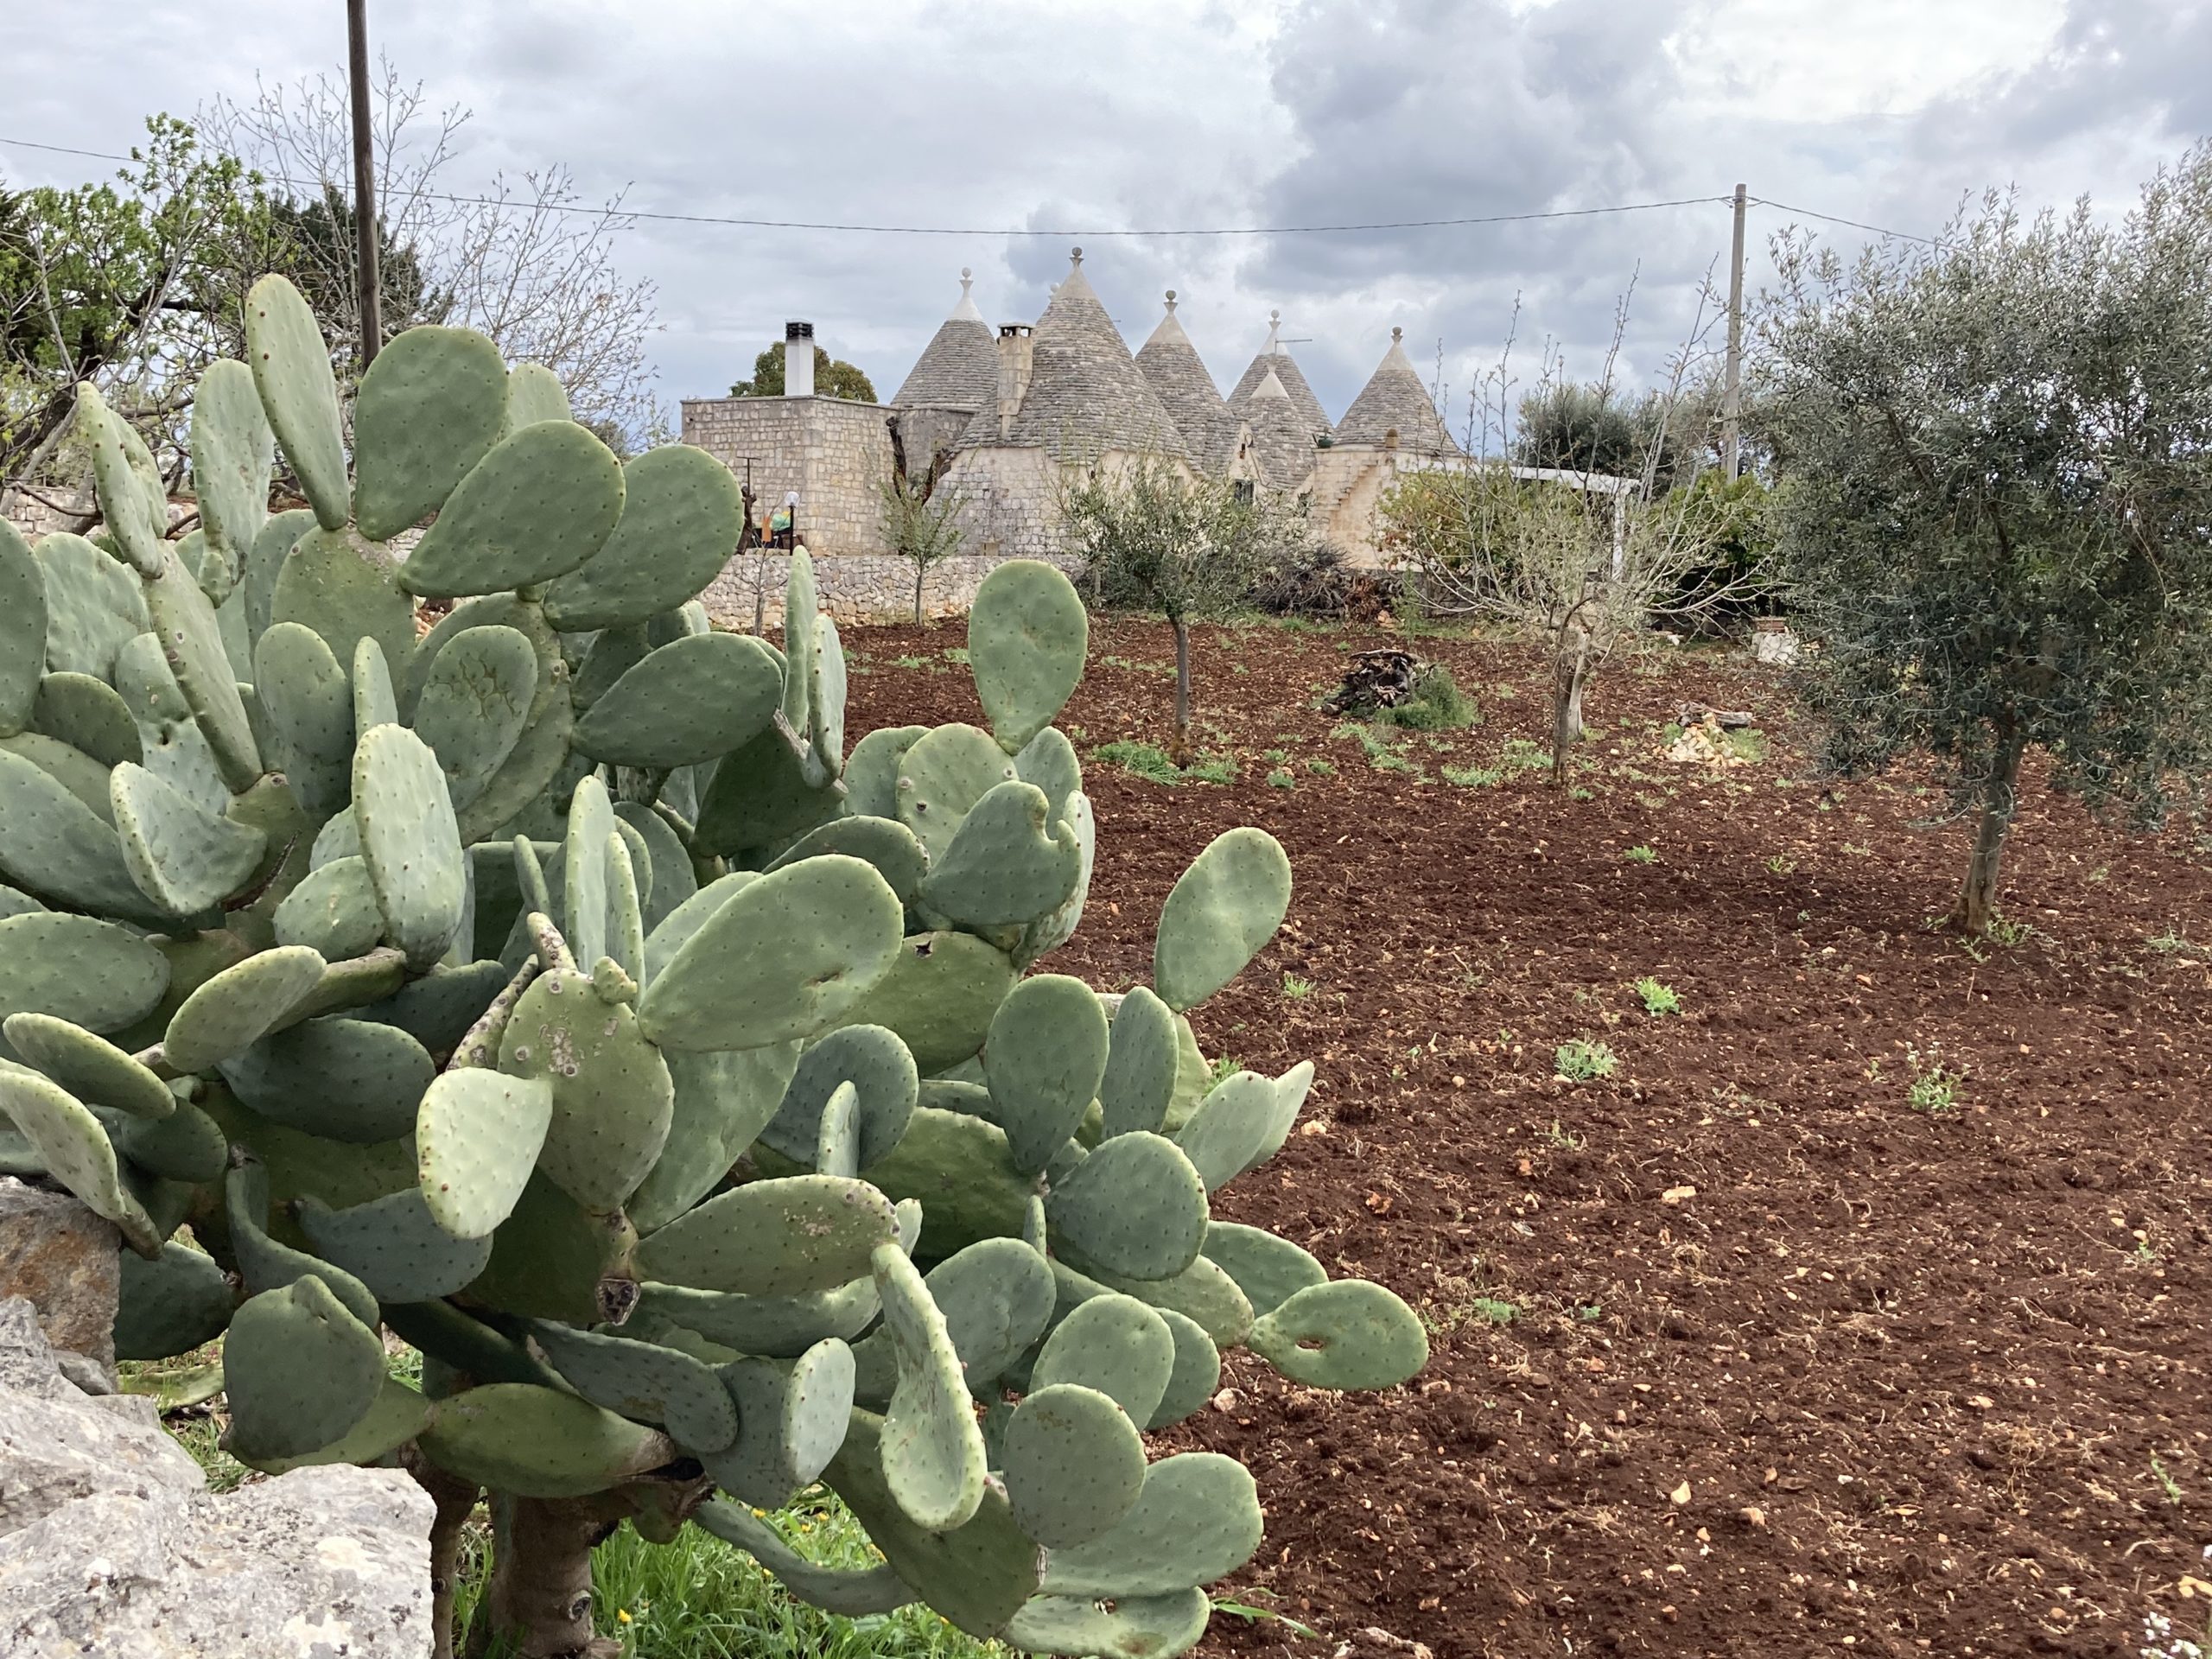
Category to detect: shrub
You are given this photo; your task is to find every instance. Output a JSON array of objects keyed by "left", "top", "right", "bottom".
[{"left": 1372, "top": 666, "right": 1479, "bottom": 732}]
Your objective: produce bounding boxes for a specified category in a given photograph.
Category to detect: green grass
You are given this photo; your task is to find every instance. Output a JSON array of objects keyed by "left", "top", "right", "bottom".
[
  {"left": 1266, "top": 768, "right": 1295, "bottom": 789},
  {"left": 1906, "top": 1052, "right": 1964, "bottom": 1114},
  {"left": 1091, "top": 740, "right": 1235, "bottom": 786},
  {"left": 1441, "top": 764, "right": 1502, "bottom": 788},
  {"left": 940, "top": 646, "right": 970, "bottom": 666},
  {"left": 1371, "top": 667, "right": 1479, "bottom": 732},
  {"left": 1305, "top": 757, "right": 1336, "bottom": 776},
  {"left": 1554, "top": 1038, "right": 1619, "bottom": 1081},
  {"left": 1281, "top": 972, "right": 1315, "bottom": 999},
  {"left": 1623, "top": 844, "right": 1657, "bottom": 864}
]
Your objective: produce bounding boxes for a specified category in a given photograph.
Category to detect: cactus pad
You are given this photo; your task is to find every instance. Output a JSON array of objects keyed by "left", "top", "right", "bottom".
[
  {"left": 3, "top": 1014, "right": 174, "bottom": 1120},
  {"left": 109, "top": 760, "right": 267, "bottom": 914},
  {"left": 419, "top": 1382, "right": 672, "bottom": 1498},
  {"left": 296, "top": 1186, "right": 495, "bottom": 1302},
  {"left": 920, "top": 780, "right": 1081, "bottom": 927},
  {"left": 709, "top": 1338, "right": 855, "bottom": 1505},
  {"left": 399, "top": 420, "right": 625, "bottom": 597},
  {"left": 543, "top": 443, "right": 750, "bottom": 630},
  {"left": 1031, "top": 1293, "right": 1176, "bottom": 1424},
  {"left": 410, "top": 625, "right": 541, "bottom": 812},
  {"left": 244, "top": 275, "right": 350, "bottom": 529},
  {"left": 1152, "top": 827, "right": 1293, "bottom": 1012},
  {"left": 0, "top": 524, "right": 46, "bottom": 738},
  {"left": 499, "top": 964, "right": 673, "bottom": 1213},
  {"left": 982, "top": 974, "right": 1109, "bottom": 1173},
  {"left": 354, "top": 723, "right": 467, "bottom": 968},
  {"left": 634, "top": 1173, "right": 899, "bottom": 1295},
  {"left": 967, "top": 560, "right": 1088, "bottom": 753},
  {"left": 0, "top": 913, "right": 169, "bottom": 1033},
  {"left": 1201, "top": 1221, "right": 1326, "bottom": 1317},
  {"left": 219, "top": 1015, "right": 432, "bottom": 1144},
  {"left": 415, "top": 1068, "right": 553, "bottom": 1237},
  {"left": 1045, "top": 1130, "right": 1207, "bottom": 1283},
  {"left": 0, "top": 1069, "right": 150, "bottom": 1241},
  {"left": 571, "top": 632, "right": 784, "bottom": 768},
  {"left": 1246, "top": 1278, "right": 1429, "bottom": 1390},
  {"left": 222, "top": 1275, "right": 384, "bottom": 1461},
  {"left": 1001, "top": 1382, "right": 1147, "bottom": 1549},
  {"left": 1039, "top": 1452, "right": 1263, "bottom": 1599},
  {"left": 115, "top": 1239, "right": 235, "bottom": 1361},
  {"left": 528, "top": 1319, "right": 738, "bottom": 1453},
  {"left": 351, "top": 324, "right": 509, "bottom": 540},
  {"left": 761, "top": 1023, "right": 918, "bottom": 1172}
]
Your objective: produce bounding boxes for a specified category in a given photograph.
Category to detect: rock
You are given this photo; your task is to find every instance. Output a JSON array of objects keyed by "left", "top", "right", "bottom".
[
  {"left": 0, "top": 1295, "right": 435, "bottom": 1657},
  {"left": 0, "top": 1177, "right": 120, "bottom": 1381}
]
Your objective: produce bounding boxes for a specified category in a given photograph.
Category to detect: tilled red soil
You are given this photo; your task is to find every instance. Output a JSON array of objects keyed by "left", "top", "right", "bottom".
[{"left": 840, "top": 615, "right": 2212, "bottom": 1659}]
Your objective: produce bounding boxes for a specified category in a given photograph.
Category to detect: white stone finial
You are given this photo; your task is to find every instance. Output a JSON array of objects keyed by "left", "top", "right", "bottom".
[
  {"left": 1071, "top": 245, "right": 1084, "bottom": 267},
  {"left": 1392, "top": 326, "right": 1404, "bottom": 343},
  {"left": 961, "top": 267, "right": 973, "bottom": 293},
  {"left": 1164, "top": 289, "right": 1177, "bottom": 312},
  {"left": 1264, "top": 308, "right": 1281, "bottom": 353}
]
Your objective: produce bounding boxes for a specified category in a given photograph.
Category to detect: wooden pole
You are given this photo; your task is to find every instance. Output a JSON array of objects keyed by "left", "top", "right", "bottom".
[
  {"left": 1720, "top": 181, "right": 1745, "bottom": 478},
  {"left": 347, "top": 0, "right": 383, "bottom": 370}
]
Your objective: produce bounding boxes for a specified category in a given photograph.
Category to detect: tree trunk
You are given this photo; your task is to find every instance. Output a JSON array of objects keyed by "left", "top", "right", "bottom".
[
  {"left": 1551, "top": 623, "right": 1589, "bottom": 785},
  {"left": 1171, "top": 615, "right": 1193, "bottom": 766},
  {"left": 1952, "top": 730, "right": 2027, "bottom": 937},
  {"left": 468, "top": 1492, "right": 626, "bottom": 1659},
  {"left": 914, "top": 561, "right": 926, "bottom": 626},
  {"left": 404, "top": 1455, "right": 481, "bottom": 1659}
]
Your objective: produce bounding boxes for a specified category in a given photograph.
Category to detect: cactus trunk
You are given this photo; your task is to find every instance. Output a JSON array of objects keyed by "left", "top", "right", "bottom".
[{"left": 473, "top": 1491, "right": 629, "bottom": 1659}]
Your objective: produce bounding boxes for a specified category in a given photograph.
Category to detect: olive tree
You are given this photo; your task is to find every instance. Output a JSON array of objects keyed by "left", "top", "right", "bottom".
[{"left": 1758, "top": 150, "right": 2212, "bottom": 934}]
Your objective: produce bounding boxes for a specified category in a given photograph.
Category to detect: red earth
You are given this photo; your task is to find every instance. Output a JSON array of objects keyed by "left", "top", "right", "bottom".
[{"left": 842, "top": 613, "right": 2212, "bottom": 1659}]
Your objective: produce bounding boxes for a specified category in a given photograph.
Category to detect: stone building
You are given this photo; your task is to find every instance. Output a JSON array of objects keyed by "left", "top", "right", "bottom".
[{"left": 677, "top": 249, "right": 1471, "bottom": 620}]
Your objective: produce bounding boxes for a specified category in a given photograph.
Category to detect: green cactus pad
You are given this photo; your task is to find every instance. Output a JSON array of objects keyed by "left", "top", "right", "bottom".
[
  {"left": 612, "top": 802, "right": 694, "bottom": 931},
  {"left": 351, "top": 325, "right": 509, "bottom": 540},
  {"left": 559, "top": 775, "right": 617, "bottom": 968},
  {"left": 499, "top": 964, "right": 672, "bottom": 1213},
  {"left": 1031, "top": 1294, "right": 1176, "bottom": 1424},
  {"left": 272, "top": 857, "right": 384, "bottom": 958},
  {"left": 1044, "top": 1130, "right": 1206, "bottom": 1283},
  {"left": 761, "top": 1024, "right": 918, "bottom": 1173},
  {"left": 627, "top": 1041, "right": 799, "bottom": 1233},
  {"left": 1001, "top": 1382, "right": 1147, "bottom": 1550},
  {"left": 1200, "top": 1221, "right": 1326, "bottom": 1318},
  {"left": 893, "top": 722, "right": 1016, "bottom": 867},
  {"left": 528, "top": 1319, "right": 738, "bottom": 1453},
  {"left": 1083, "top": 1253, "right": 1253, "bottom": 1349},
  {"left": 543, "top": 442, "right": 751, "bottom": 629},
  {"left": 858, "top": 1107, "right": 1034, "bottom": 1260},
  {"left": 354, "top": 723, "right": 467, "bottom": 969},
  {"left": 967, "top": 561, "right": 1088, "bottom": 753},
  {"left": 709, "top": 1339, "right": 855, "bottom": 1505},
  {"left": 1241, "top": 1060, "right": 1314, "bottom": 1176},
  {"left": 760, "top": 816, "right": 926, "bottom": 906},
  {"left": 33, "top": 533, "right": 148, "bottom": 678},
  {"left": 225, "top": 1160, "right": 384, "bottom": 1330},
  {"left": 251, "top": 623, "right": 352, "bottom": 820},
  {"left": 691, "top": 722, "right": 845, "bottom": 859},
  {"left": 188, "top": 358, "right": 273, "bottom": 568},
  {"left": 0, "top": 749, "right": 160, "bottom": 918},
  {"left": 141, "top": 542, "right": 261, "bottom": 791},
  {"left": 3, "top": 1014, "right": 168, "bottom": 1120},
  {"left": 842, "top": 726, "right": 926, "bottom": 820},
  {"left": 1098, "top": 985, "right": 1177, "bottom": 1140},
  {"left": 461, "top": 1171, "right": 639, "bottom": 1326},
  {"left": 243, "top": 508, "right": 314, "bottom": 643},
  {"left": 0, "top": 913, "right": 170, "bottom": 1033},
  {"left": 569, "top": 623, "right": 650, "bottom": 716},
  {"left": 0, "top": 1070, "right": 149, "bottom": 1241},
  {"left": 244, "top": 275, "right": 350, "bottom": 530},
  {"left": 810, "top": 1079, "right": 859, "bottom": 1178},
  {"left": 3, "top": 733, "right": 114, "bottom": 826},
  {"left": 606, "top": 832, "right": 646, "bottom": 983},
  {"left": 410, "top": 625, "right": 539, "bottom": 812},
  {"left": 114, "top": 1239, "right": 235, "bottom": 1361},
  {"left": 826, "top": 1408, "right": 1045, "bottom": 1638},
  {"left": 919, "top": 781, "right": 1081, "bottom": 929},
  {"left": 1013, "top": 727, "right": 1083, "bottom": 824},
  {"left": 1152, "top": 828, "right": 1293, "bottom": 1013},
  {"left": 222, "top": 1275, "right": 383, "bottom": 1461},
  {"left": 572, "top": 632, "right": 784, "bottom": 769},
  {"left": 810, "top": 613, "right": 849, "bottom": 779},
  {"left": 1039, "top": 1452, "right": 1262, "bottom": 1599},
  {"left": 501, "top": 363, "right": 571, "bottom": 433},
  {"left": 296, "top": 1187, "right": 495, "bottom": 1302},
  {"left": 109, "top": 762, "right": 267, "bottom": 916},
  {"left": 639, "top": 855, "right": 902, "bottom": 1052},
  {"left": 1008, "top": 791, "right": 1092, "bottom": 967},
  {"left": 410, "top": 595, "right": 573, "bottom": 843},
  {"left": 828, "top": 931, "right": 1015, "bottom": 1076},
  {"left": 399, "top": 420, "right": 625, "bottom": 598},
  {"left": 419, "top": 1382, "right": 672, "bottom": 1498},
  {"left": 634, "top": 1173, "right": 899, "bottom": 1295},
  {"left": 0, "top": 523, "right": 44, "bottom": 738},
  {"left": 110, "top": 631, "right": 226, "bottom": 818},
  {"left": 270, "top": 527, "right": 417, "bottom": 702},
  {"left": 74, "top": 384, "right": 164, "bottom": 576},
  {"left": 982, "top": 974, "right": 1109, "bottom": 1174},
  {"left": 1172, "top": 1071, "right": 1277, "bottom": 1192},
  {"left": 380, "top": 1297, "right": 560, "bottom": 1391},
  {"left": 413, "top": 1068, "right": 552, "bottom": 1238},
  {"left": 106, "top": 1096, "right": 226, "bottom": 1182},
  {"left": 691, "top": 1499, "right": 917, "bottom": 1617},
  {"left": 219, "top": 1015, "right": 433, "bottom": 1144},
  {"left": 355, "top": 959, "right": 511, "bottom": 1055},
  {"left": 1145, "top": 1307, "right": 1221, "bottom": 1429},
  {"left": 872, "top": 1242, "right": 987, "bottom": 1533},
  {"left": 635, "top": 1274, "right": 880, "bottom": 1358},
  {"left": 1007, "top": 1589, "right": 1211, "bottom": 1659},
  {"left": 779, "top": 550, "right": 817, "bottom": 735},
  {"left": 241, "top": 1376, "right": 435, "bottom": 1477},
  {"left": 31, "top": 673, "right": 138, "bottom": 769},
  {"left": 922, "top": 1236, "right": 1057, "bottom": 1396},
  {"left": 350, "top": 636, "right": 399, "bottom": 733},
  {"left": 641, "top": 872, "right": 749, "bottom": 982},
  {"left": 1247, "top": 1279, "right": 1428, "bottom": 1391}
]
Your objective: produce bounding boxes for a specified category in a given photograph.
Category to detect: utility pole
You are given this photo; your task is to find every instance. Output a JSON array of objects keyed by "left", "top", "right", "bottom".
[
  {"left": 346, "top": 0, "right": 383, "bottom": 370},
  {"left": 1720, "top": 181, "right": 1746, "bottom": 479}
]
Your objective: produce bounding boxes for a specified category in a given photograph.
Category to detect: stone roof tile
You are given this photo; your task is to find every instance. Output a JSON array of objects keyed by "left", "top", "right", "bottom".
[
  {"left": 1334, "top": 327, "right": 1459, "bottom": 454},
  {"left": 1244, "top": 367, "right": 1317, "bottom": 491},
  {"left": 1134, "top": 291, "right": 1241, "bottom": 476},
  {"left": 891, "top": 270, "right": 1000, "bottom": 410},
  {"left": 1227, "top": 309, "right": 1333, "bottom": 439}
]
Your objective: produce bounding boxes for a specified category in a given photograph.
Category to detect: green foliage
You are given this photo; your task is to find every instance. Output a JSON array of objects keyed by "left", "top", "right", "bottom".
[
  {"left": 1634, "top": 977, "right": 1680, "bottom": 1017},
  {"left": 1760, "top": 152, "right": 2212, "bottom": 930},
  {"left": 730, "top": 340, "right": 877, "bottom": 403},
  {"left": 1623, "top": 844, "right": 1657, "bottom": 863},
  {"left": 1554, "top": 1039, "right": 1619, "bottom": 1081},
  {"left": 1370, "top": 667, "right": 1478, "bottom": 732},
  {"left": 0, "top": 289, "right": 1423, "bottom": 1659}
]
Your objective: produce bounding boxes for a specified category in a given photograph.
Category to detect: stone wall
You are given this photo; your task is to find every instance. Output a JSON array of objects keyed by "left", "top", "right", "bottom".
[
  {"left": 701, "top": 548, "right": 1084, "bottom": 630},
  {"left": 1307, "top": 444, "right": 1402, "bottom": 569},
  {"left": 680, "top": 396, "right": 895, "bottom": 557}
]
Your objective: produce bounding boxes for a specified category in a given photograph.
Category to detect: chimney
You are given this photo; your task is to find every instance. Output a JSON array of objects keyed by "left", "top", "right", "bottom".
[
  {"left": 785, "top": 321, "right": 815, "bottom": 398},
  {"left": 996, "top": 323, "right": 1033, "bottom": 440}
]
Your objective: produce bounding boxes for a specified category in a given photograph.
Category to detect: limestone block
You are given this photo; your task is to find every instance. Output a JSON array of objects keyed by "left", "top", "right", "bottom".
[{"left": 0, "top": 1178, "right": 120, "bottom": 1377}]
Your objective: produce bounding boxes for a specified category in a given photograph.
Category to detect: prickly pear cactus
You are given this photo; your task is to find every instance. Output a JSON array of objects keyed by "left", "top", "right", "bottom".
[{"left": 0, "top": 276, "right": 1426, "bottom": 1659}]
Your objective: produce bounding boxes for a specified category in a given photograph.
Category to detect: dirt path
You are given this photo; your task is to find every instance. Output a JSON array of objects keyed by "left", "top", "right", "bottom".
[{"left": 842, "top": 615, "right": 2212, "bottom": 1659}]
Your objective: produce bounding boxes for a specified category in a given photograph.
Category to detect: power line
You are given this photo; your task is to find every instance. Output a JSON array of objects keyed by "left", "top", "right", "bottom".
[{"left": 1, "top": 132, "right": 1937, "bottom": 245}]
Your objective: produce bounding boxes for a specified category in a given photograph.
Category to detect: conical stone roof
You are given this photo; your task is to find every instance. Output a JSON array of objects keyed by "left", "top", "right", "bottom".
[
  {"left": 892, "top": 269, "right": 999, "bottom": 410},
  {"left": 1335, "top": 327, "right": 1459, "bottom": 454},
  {"left": 1228, "top": 309, "right": 1332, "bottom": 440},
  {"left": 1135, "top": 291, "right": 1240, "bottom": 476},
  {"left": 1243, "top": 367, "right": 1317, "bottom": 491},
  {"left": 958, "top": 250, "right": 1190, "bottom": 463}
]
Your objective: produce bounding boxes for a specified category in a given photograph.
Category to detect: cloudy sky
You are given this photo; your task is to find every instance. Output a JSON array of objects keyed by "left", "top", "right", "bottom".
[{"left": 8, "top": 0, "right": 2209, "bottom": 430}]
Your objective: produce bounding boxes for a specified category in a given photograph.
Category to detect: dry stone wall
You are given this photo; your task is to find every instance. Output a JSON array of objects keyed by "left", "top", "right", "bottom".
[{"left": 702, "top": 549, "right": 1084, "bottom": 630}]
